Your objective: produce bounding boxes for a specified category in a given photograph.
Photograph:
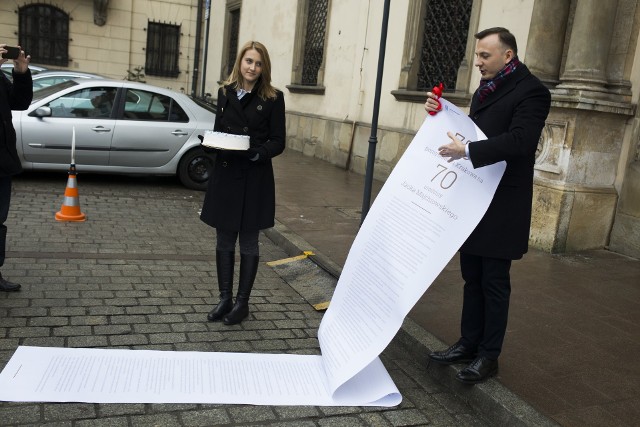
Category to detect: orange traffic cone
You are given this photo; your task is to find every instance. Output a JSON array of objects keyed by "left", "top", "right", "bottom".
[{"left": 55, "top": 164, "right": 86, "bottom": 222}]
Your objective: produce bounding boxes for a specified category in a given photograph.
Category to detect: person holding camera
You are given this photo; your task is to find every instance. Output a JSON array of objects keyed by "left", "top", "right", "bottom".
[
  {"left": 199, "top": 41, "right": 286, "bottom": 325},
  {"left": 0, "top": 44, "right": 33, "bottom": 292}
]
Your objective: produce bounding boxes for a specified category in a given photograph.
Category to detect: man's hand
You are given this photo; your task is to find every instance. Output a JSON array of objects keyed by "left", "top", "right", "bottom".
[
  {"left": 9, "top": 45, "right": 30, "bottom": 74},
  {"left": 438, "top": 131, "right": 466, "bottom": 163},
  {"left": 424, "top": 91, "right": 442, "bottom": 115}
]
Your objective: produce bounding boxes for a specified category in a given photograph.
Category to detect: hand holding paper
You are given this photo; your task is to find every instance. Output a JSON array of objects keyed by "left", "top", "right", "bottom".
[{"left": 438, "top": 131, "right": 467, "bottom": 162}]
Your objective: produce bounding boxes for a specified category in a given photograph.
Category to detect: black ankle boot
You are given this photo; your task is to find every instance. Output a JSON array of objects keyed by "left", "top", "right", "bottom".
[
  {"left": 208, "top": 251, "right": 235, "bottom": 321},
  {"left": 223, "top": 254, "right": 259, "bottom": 325},
  {"left": 0, "top": 272, "right": 21, "bottom": 292}
]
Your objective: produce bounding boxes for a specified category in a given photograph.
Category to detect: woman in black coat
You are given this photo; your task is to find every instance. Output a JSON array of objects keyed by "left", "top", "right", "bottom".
[{"left": 200, "top": 41, "right": 285, "bottom": 325}]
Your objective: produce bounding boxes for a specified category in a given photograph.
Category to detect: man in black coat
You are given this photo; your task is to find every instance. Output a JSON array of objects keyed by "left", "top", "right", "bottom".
[
  {"left": 0, "top": 44, "right": 33, "bottom": 292},
  {"left": 424, "top": 28, "right": 551, "bottom": 383}
]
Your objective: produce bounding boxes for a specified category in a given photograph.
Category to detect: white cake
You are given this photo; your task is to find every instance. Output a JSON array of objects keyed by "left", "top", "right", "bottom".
[{"left": 202, "top": 131, "right": 250, "bottom": 150}]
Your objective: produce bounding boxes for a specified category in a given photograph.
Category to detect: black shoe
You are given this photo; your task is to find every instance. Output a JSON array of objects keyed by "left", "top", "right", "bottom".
[
  {"left": 429, "top": 343, "right": 476, "bottom": 365},
  {"left": 456, "top": 356, "right": 498, "bottom": 384},
  {"left": 0, "top": 274, "right": 21, "bottom": 292},
  {"left": 223, "top": 299, "right": 249, "bottom": 325},
  {"left": 207, "top": 298, "right": 233, "bottom": 321}
]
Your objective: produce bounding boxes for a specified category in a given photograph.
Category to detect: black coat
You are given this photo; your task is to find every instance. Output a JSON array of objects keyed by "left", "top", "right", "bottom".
[
  {"left": 461, "top": 64, "right": 550, "bottom": 259},
  {"left": 200, "top": 86, "right": 286, "bottom": 231},
  {"left": 0, "top": 70, "right": 32, "bottom": 177}
]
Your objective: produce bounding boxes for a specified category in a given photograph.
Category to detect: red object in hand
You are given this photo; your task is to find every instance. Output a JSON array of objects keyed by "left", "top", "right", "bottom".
[{"left": 429, "top": 82, "right": 444, "bottom": 116}]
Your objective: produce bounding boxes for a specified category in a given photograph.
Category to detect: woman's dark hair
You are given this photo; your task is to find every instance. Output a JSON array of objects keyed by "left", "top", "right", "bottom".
[{"left": 475, "top": 27, "right": 518, "bottom": 55}]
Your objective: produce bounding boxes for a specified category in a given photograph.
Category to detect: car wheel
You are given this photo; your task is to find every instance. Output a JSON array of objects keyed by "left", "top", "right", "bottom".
[{"left": 178, "top": 147, "right": 215, "bottom": 191}]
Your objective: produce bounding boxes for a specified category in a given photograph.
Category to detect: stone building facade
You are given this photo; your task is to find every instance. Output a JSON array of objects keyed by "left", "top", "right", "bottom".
[
  {"left": 526, "top": 0, "right": 639, "bottom": 256},
  {"left": 203, "top": 0, "right": 640, "bottom": 258},
  {"left": 1, "top": 0, "right": 638, "bottom": 257},
  {"left": 0, "top": 0, "right": 203, "bottom": 93}
]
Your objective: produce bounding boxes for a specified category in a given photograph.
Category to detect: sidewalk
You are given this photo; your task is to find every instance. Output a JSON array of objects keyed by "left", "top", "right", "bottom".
[{"left": 271, "top": 149, "right": 640, "bottom": 427}]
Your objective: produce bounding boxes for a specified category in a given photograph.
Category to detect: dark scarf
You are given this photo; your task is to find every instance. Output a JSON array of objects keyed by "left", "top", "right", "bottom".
[{"left": 477, "top": 56, "right": 521, "bottom": 103}]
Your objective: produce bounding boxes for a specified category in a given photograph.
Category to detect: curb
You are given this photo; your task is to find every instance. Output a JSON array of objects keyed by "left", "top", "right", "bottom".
[
  {"left": 264, "top": 219, "right": 560, "bottom": 427},
  {"left": 263, "top": 221, "right": 343, "bottom": 279},
  {"left": 396, "top": 320, "right": 560, "bottom": 427}
]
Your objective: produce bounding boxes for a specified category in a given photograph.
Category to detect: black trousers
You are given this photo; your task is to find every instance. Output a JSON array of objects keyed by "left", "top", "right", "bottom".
[
  {"left": 458, "top": 252, "right": 512, "bottom": 360},
  {"left": 0, "top": 176, "right": 11, "bottom": 268},
  {"left": 215, "top": 229, "right": 259, "bottom": 256}
]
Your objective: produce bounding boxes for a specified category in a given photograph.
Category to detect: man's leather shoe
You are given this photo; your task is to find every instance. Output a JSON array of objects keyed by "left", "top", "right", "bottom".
[
  {"left": 0, "top": 274, "right": 21, "bottom": 292},
  {"left": 429, "top": 342, "right": 476, "bottom": 365},
  {"left": 456, "top": 356, "right": 498, "bottom": 384}
]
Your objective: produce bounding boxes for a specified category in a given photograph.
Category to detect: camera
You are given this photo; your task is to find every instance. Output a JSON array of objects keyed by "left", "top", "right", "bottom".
[{"left": 2, "top": 46, "right": 21, "bottom": 60}]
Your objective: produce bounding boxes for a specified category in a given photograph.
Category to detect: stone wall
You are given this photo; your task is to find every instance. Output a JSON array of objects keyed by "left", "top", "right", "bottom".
[
  {"left": 286, "top": 104, "right": 636, "bottom": 256},
  {"left": 285, "top": 112, "right": 415, "bottom": 182},
  {"left": 609, "top": 115, "right": 640, "bottom": 257}
]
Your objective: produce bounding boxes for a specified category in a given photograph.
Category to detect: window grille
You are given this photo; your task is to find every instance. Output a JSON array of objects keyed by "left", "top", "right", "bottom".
[
  {"left": 18, "top": 5, "right": 69, "bottom": 67},
  {"left": 417, "top": 0, "right": 472, "bottom": 91},
  {"left": 145, "top": 22, "right": 181, "bottom": 78},
  {"left": 301, "top": 0, "right": 328, "bottom": 85},
  {"left": 226, "top": 9, "right": 241, "bottom": 76}
]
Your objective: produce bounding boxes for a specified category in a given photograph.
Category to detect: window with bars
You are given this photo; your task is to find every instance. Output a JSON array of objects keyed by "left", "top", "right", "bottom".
[
  {"left": 18, "top": 4, "right": 69, "bottom": 67},
  {"left": 145, "top": 21, "right": 181, "bottom": 78},
  {"left": 393, "top": 0, "right": 476, "bottom": 104},
  {"left": 417, "top": 0, "right": 472, "bottom": 91},
  {"left": 301, "top": 0, "right": 328, "bottom": 86}
]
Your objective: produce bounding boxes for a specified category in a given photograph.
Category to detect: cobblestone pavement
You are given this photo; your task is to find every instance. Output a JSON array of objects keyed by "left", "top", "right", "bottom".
[{"left": 0, "top": 172, "right": 489, "bottom": 426}]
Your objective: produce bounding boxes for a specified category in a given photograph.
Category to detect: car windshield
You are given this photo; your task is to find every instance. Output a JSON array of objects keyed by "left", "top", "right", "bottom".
[{"left": 31, "top": 80, "right": 78, "bottom": 103}]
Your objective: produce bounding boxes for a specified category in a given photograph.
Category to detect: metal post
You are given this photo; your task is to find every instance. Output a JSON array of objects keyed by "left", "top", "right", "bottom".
[
  {"left": 360, "top": 0, "right": 391, "bottom": 226},
  {"left": 191, "top": 0, "right": 204, "bottom": 97},
  {"left": 200, "top": 0, "right": 212, "bottom": 98}
]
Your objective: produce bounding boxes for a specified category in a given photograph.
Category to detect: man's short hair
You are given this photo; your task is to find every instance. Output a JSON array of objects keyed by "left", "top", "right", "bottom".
[{"left": 475, "top": 27, "right": 518, "bottom": 55}]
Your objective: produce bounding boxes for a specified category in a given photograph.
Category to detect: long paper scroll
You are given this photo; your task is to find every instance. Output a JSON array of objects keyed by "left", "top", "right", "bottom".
[{"left": 0, "top": 99, "right": 505, "bottom": 406}]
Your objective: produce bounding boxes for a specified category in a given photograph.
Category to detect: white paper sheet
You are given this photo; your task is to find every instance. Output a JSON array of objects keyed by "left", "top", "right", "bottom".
[
  {"left": 0, "top": 99, "right": 504, "bottom": 406},
  {"left": 319, "top": 99, "right": 505, "bottom": 394},
  {"left": 0, "top": 346, "right": 400, "bottom": 406}
]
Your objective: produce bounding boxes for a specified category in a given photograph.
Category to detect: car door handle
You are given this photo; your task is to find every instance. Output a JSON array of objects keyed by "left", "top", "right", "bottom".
[
  {"left": 28, "top": 143, "right": 44, "bottom": 148},
  {"left": 171, "top": 130, "right": 189, "bottom": 136},
  {"left": 91, "top": 126, "right": 112, "bottom": 133}
]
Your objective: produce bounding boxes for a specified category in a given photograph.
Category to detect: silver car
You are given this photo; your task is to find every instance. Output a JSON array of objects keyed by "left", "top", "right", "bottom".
[
  {"left": 1, "top": 63, "right": 47, "bottom": 79},
  {"left": 13, "top": 79, "right": 216, "bottom": 190},
  {"left": 31, "top": 70, "right": 103, "bottom": 91}
]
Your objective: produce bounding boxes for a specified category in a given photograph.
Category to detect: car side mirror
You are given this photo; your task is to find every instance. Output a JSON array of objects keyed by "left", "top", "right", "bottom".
[{"left": 31, "top": 106, "right": 52, "bottom": 117}]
